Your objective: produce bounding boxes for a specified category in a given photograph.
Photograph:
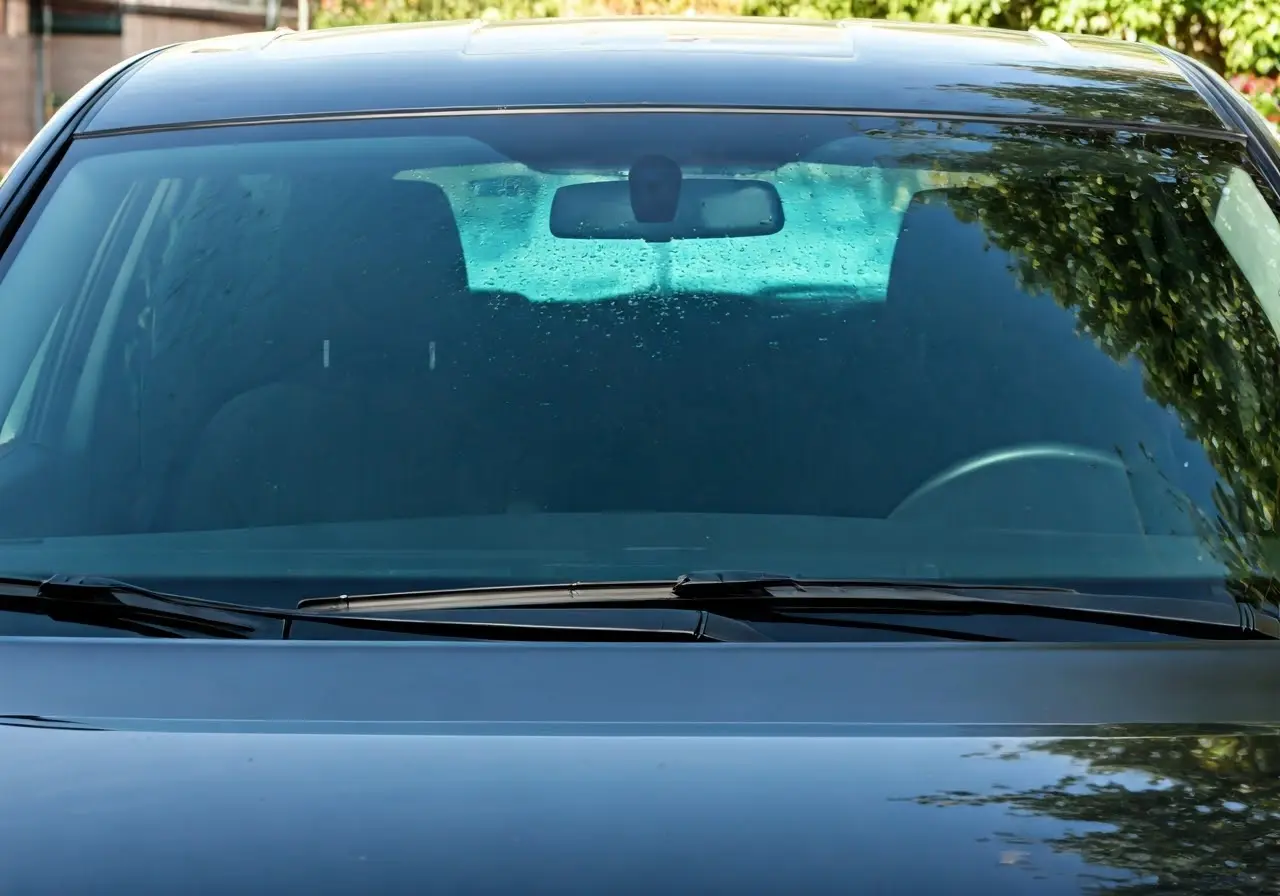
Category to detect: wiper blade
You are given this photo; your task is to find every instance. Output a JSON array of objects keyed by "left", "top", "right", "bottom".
[
  {"left": 0, "top": 575, "right": 267, "bottom": 638},
  {"left": 668, "top": 570, "right": 1080, "bottom": 599},
  {"left": 0, "top": 575, "right": 753, "bottom": 642},
  {"left": 299, "top": 570, "right": 1278, "bottom": 640},
  {"left": 300, "top": 571, "right": 1077, "bottom": 612},
  {"left": 675, "top": 572, "right": 1278, "bottom": 640}
]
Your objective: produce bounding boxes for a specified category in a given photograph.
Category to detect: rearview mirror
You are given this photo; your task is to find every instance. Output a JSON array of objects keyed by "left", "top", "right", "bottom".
[{"left": 550, "top": 177, "right": 784, "bottom": 241}]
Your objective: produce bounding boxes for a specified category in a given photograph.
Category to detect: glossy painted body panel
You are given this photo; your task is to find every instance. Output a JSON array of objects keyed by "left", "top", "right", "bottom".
[
  {"left": 80, "top": 18, "right": 1231, "bottom": 135},
  {"left": 10, "top": 724, "right": 1274, "bottom": 894},
  {"left": 6, "top": 19, "right": 1279, "bottom": 895},
  {"left": 2, "top": 638, "right": 1279, "bottom": 893}
]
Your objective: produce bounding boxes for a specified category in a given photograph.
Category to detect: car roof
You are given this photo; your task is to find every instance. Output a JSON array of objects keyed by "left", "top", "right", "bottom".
[{"left": 81, "top": 16, "right": 1230, "bottom": 137}]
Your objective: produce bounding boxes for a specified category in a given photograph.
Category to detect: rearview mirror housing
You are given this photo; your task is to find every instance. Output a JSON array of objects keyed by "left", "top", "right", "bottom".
[{"left": 550, "top": 177, "right": 784, "bottom": 241}]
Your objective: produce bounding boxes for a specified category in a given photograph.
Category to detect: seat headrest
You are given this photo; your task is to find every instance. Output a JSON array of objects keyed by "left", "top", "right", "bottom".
[
  {"left": 297, "top": 174, "right": 469, "bottom": 298},
  {"left": 150, "top": 174, "right": 292, "bottom": 359},
  {"left": 276, "top": 174, "right": 471, "bottom": 360}
]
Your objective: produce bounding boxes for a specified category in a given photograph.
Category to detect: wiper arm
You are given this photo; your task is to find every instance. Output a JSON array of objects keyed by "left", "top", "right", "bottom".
[
  {"left": 300, "top": 570, "right": 1077, "bottom": 612},
  {"left": 299, "top": 570, "right": 1279, "bottom": 640},
  {"left": 0, "top": 575, "right": 264, "bottom": 638},
  {"left": 673, "top": 572, "right": 1279, "bottom": 640},
  {"left": 0, "top": 575, "right": 759, "bottom": 642}
]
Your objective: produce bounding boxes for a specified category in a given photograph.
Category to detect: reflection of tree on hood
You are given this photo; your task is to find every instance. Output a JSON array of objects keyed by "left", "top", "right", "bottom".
[
  {"left": 914, "top": 731, "right": 1280, "bottom": 895},
  {"left": 906, "top": 125, "right": 1280, "bottom": 596}
]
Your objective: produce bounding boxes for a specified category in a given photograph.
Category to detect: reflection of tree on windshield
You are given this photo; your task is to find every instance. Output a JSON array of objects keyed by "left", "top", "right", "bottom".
[
  {"left": 937, "top": 65, "right": 1225, "bottom": 129},
  {"left": 912, "top": 731, "right": 1280, "bottom": 895},
  {"left": 897, "top": 123, "right": 1280, "bottom": 602}
]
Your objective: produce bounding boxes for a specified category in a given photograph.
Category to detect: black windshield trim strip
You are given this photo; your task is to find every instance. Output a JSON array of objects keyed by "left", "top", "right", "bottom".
[
  {"left": 1149, "top": 46, "right": 1241, "bottom": 134},
  {"left": 1158, "top": 49, "right": 1280, "bottom": 197},
  {"left": 73, "top": 104, "right": 1248, "bottom": 145}
]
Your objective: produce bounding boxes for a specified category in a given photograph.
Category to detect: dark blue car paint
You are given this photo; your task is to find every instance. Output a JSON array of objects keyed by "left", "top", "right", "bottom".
[
  {"left": 78, "top": 18, "right": 1235, "bottom": 137},
  {"left": 2, "top": 638, "right": 1280, "bottom": 893},
  {"left": 4, "top": 18, "right": 1280, "bottom": 895}
]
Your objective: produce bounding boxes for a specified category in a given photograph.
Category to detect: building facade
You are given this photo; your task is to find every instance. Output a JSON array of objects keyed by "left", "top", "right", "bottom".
[{"left": 2, "top": 0, "right": 296, "bottom": 168}]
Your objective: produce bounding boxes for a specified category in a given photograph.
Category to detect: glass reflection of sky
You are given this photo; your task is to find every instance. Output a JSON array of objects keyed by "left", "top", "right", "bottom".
[{"left": 0, "top": 727, "right": 1157, "bottom": 893}]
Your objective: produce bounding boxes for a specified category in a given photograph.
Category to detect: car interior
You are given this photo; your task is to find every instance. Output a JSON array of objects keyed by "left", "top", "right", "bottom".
[{"left": 0, "top": 155, "right": 1231, "bottom": 541}]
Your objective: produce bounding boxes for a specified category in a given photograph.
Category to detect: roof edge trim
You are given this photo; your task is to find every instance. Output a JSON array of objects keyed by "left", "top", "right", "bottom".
[{"left": 76, "top": 103, "right": 1250, "bottom": 145}]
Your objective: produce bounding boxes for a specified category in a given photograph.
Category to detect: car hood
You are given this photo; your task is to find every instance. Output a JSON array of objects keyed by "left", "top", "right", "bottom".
[{"left": 3, "top": 638, "right": 1278, "bottom": 894}]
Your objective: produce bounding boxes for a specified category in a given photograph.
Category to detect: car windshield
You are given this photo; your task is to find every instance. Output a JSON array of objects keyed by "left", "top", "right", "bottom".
[{"left": 1, "top": 110, "right": 1279, "bottom": 606}]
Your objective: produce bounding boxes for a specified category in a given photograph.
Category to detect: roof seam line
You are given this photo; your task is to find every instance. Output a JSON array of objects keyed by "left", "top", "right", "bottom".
[{"left": 76, "top": 104, "right": 1247, "bottom": 144}]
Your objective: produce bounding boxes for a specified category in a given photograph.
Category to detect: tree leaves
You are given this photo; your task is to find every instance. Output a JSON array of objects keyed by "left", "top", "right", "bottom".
[
  {"left": 932, "top": 129, "right": 1280, "bottom": 594},
  {"left": 913, "top": 732, "right": 1280, "bottom": 896},
  {"left": 310, "top": 0, "right": 1280, "bottom": 128}
]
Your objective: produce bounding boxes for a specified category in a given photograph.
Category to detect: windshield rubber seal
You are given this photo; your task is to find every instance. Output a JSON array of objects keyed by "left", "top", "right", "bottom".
[
  {"left": 72, "top": 104, "right": 1249, "bottom": 146},
  {"left": 1154, "top": 47, "right": 1280, "bottom": 198}
]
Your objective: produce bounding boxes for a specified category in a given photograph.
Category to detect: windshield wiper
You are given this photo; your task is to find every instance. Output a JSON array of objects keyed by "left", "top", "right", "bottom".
[
  {"left": 0, "top": 575, "right": 264, "bottom": 638},
  {"left": 8, "top": 571, "right": 1269, "bottom": 643},
  {"left": 668, "top": 570, "right": 1081, "bottom": 598},
  {"left": 299, "top": 570, "right": 1280, "bottom": 640},
  {"left": 0, "top": 575, "right": 757, "bottom": 641}
]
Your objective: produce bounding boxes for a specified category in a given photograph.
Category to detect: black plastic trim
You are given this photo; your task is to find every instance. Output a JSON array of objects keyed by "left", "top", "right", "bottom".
[
  {"left": 74, "top": 104, "right": 1251, "bottom": 145},
  {"left": 1155, "top": 46, "right": 1280, "bottom": 196},
  {"left": 1150, "top": 46, "right": 1241, "bottom": 131}
]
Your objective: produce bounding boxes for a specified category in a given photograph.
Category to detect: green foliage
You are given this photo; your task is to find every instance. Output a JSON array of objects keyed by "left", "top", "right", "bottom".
[
  {"left": 1233, "top": 74, "right": 1280, "bottom": 129},
  {"left": 931, "top": 128, "right": 1280, "bottom": 590},
  {"left": 914, "top": 731, "right": 1280, "bottom": 895},
  {"left": 312, "top": 0, "right": 1280, "bottom": 121},
  {"left": 315, "top": 0, "right": 556, "bottom": 28},
  {"left": 313, "top": 0, "right": 742, "bottom": 27},
  {"left": 739, "top": 0, "right": 1280, "bottom": 79}
]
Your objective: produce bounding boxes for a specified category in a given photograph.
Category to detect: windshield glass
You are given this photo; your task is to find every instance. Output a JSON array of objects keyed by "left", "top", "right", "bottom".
[{"left": 1, "top": 111, "right": 1279, "bottom": 605}]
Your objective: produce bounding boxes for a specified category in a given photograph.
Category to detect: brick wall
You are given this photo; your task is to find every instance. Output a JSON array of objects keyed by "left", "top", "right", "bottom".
[
  {"left": 0, "top": 4, "right": 279, "bottom": 171},
  {"left": 6, "top": 0, "right": 30, "bottom": 34},
  {"left": 121, "top": 13, "right": 247, "bottom": 57},
  {"left": 50, "top": 34, "right": 124, "bottom": 102},
  {"left": 0, "top": 36, "right": 35, "bottom": 169}
]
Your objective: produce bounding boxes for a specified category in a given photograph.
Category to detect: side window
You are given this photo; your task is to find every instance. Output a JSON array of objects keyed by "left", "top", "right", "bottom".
[
  {"left": 0, "top": 307, "right": 62, "bottom": 445},
  {"left": 64, "top": 177, "right": 186, "bottom": 450},
  {"left": 1209, "top": 166, "right": 1280, "bottom": 339},
  {"left": 64, "top": 172, "right": 292, "bottom": 470},
  {"left": 0, "top": 165, "right": 144, "bottom": 448}
]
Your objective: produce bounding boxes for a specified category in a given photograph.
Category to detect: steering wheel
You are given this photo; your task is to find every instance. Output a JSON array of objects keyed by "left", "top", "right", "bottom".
[{"left": 888, "top": 442, "right": 1141, "bottom": 533}]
